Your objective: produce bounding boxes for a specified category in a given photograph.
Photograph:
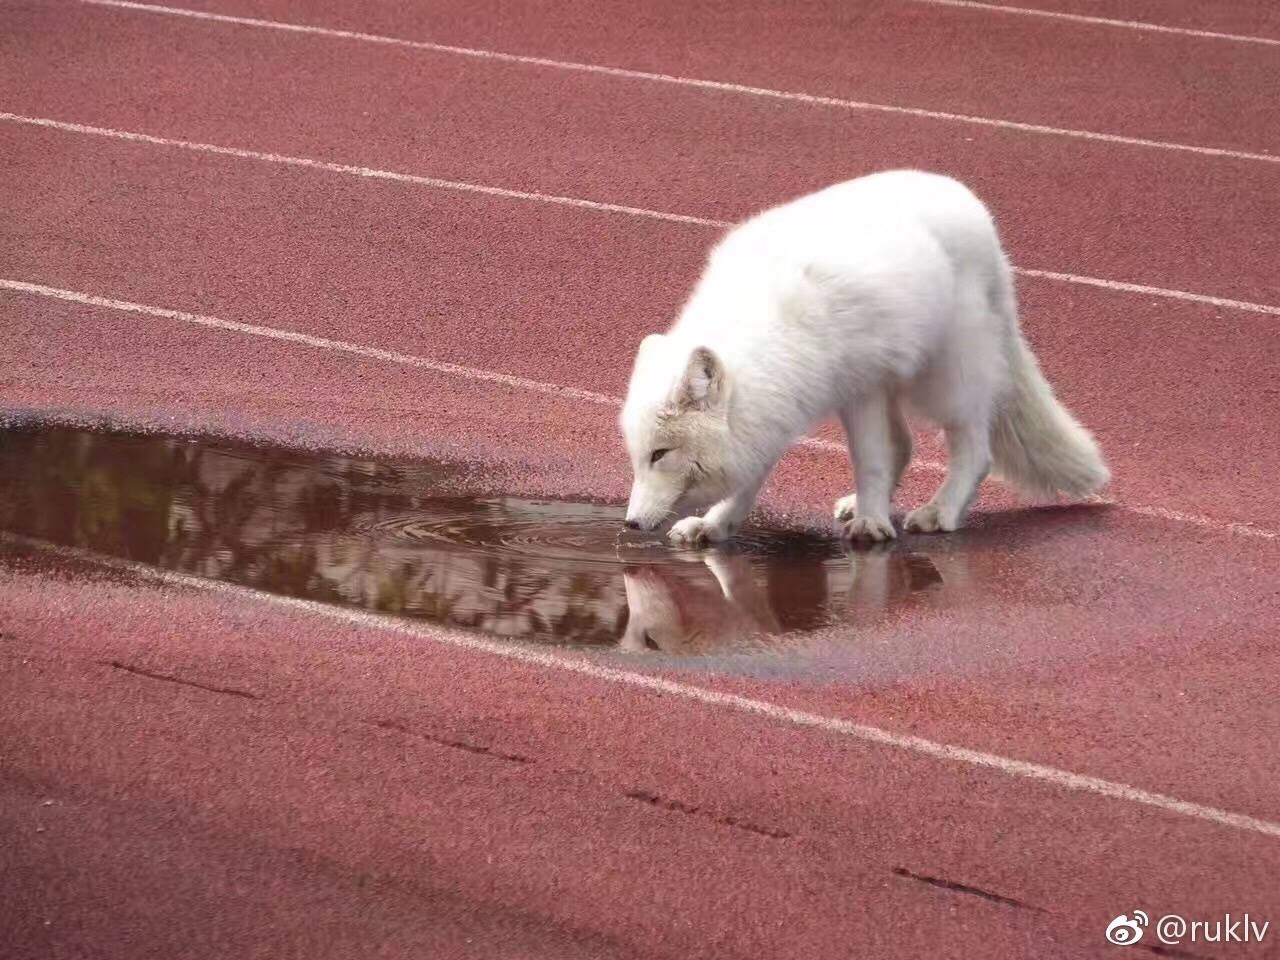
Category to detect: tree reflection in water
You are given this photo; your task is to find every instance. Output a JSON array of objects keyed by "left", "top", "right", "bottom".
[{"left": 0, "top": 424, "right": 952, "bottom": 654}]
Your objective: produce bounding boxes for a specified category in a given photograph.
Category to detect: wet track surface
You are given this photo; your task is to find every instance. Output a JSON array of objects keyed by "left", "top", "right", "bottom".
[
  {"left": 6, "top": 420, "right": 1278, "bottom": 686},
  {"left": 0, "top": 423, "right": 954, "bottom": 657}
]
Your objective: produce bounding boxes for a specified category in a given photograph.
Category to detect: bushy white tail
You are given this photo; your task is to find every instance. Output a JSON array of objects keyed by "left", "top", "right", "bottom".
[{"left": 991, "top": 330, "right": 1110, "bottom": 499}]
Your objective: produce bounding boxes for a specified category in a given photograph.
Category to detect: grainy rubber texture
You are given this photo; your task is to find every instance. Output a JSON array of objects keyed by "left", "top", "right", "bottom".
[{"left": 2, "top": 1, "right": 1279, "bottom": 957}]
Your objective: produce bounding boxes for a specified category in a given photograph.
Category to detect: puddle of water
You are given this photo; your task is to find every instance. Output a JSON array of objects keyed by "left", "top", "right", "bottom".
[{"left": 0, "top": 423, "right": 952, "bottom": 656}]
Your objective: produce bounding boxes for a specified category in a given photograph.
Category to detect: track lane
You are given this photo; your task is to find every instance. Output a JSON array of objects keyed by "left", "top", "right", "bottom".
[
  {"left": 3, "top": 131, "right": 1278, "bottom": 531},
  {"left": 84, "top": 0, "right": 1280, "bottom": 153},
  {"left": 5, "top": 2, "right": 1280, "bottom": 306},
  {"left": 5, "top": 291, "right": 1280, "bottom": 826},
  {"left": 3, "top": 557, "right": 1278, "bottom": 960}
]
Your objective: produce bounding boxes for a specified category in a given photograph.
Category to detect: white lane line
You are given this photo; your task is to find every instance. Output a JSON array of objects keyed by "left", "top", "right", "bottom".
[
  {"left": 0, "top": 113, "right": 720, "bottom": 231},
  {"left": 6, "top": 277, "right": 1279, "bottom": 542},
  {"left": 1017, "top": 269, "right": 1280, "bottom": 318},
  {"left": 80, "top": 0, "right": 1280, "bottom": 167},
  {"left": 5, "top": 531, "right": 1279, "bottom": 839},
  {"left": 5, "top": 111, "right": 1280, "bottom": 320},
  {"left": 910, "top": 0, "right": 1280, "bottom": 48},
  {"left": 0, "top": 278, "right": 619, "bottom": 407},
  {"left": 1121, "top": 502, "right": 1278, "bottom": 541}
]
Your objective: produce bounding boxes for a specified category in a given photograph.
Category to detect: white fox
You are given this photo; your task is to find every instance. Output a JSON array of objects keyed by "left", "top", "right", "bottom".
[{"left": 620, "top": 170, "right": 1109, "bottom": 544}]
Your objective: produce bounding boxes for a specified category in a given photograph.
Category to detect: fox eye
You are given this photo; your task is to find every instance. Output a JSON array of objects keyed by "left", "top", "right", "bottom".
[{"left": 649, "top": 448, "right": 672, "bottom": 465}]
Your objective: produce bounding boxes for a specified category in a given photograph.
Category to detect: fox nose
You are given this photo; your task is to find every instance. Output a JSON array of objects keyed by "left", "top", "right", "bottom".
[{"left": 624, "top": 519, "right": 641, "bottom": 530}]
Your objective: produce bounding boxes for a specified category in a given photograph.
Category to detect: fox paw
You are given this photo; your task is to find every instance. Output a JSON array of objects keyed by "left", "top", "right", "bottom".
[
  {"left": 841, "top": 515, "right": 896, "bottom": 543},
  {"left": 833, "top": 494, "right": 858, "bottom": 522},
  {"left": 668, "top": 516, "right": 729, "bottom": 547},
  {"left": 903, "top": 503, "right": 957, "bottom": 534}
]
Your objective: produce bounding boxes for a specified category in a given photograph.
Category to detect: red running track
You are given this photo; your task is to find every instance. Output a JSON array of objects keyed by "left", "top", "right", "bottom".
[
  {"left": 6, "top": 1, "right": 1280, "bottom": 305},
  {"left": 3, "top": 1, "right": 1280, "bottom": 957},
  {"left": 3, "top": 123, "right": 1278, "bottom": 529},
  {"left": 159, "top": 0, "right": 1280, "bottom": 152}
]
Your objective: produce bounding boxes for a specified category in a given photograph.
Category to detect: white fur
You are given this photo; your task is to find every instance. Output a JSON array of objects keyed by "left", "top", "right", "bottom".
[{"left": 620, "top": 170, "right": 1110, "bottom": 543}]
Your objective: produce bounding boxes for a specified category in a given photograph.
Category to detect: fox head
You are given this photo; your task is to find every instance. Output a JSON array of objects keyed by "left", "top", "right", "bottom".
[
  {"left": 618, "top": 563, "right": 758, "bottom": 655},
  {"left": 619, "top": 336, "right": 738, "bottom": 531}
]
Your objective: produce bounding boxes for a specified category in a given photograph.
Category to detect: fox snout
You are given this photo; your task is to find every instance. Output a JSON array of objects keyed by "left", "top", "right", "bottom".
[{"left": 624, "top": 483, "right": 669, "bottom": 531}]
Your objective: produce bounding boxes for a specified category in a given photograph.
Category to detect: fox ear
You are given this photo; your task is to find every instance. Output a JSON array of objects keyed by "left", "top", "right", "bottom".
[{"left": 676, "top": 346, "right": 725, "bottom": 410}]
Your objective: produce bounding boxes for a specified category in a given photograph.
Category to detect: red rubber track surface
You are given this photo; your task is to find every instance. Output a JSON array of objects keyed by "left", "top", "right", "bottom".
[
  {"left": 6, "top": 2, "right": 1280, "bottom": 307},
  {"left": 2, "top": 1, "right": 1280, "bottom": 958},
  {"left": 169, "top": 0, "right": 1280, "bottom": 152},
  {"left": 2, "top": 554, "right": 1277, "bottom": 960},
  {"left": 3, "top": 127, "right": 1277, "bottom": 529}
]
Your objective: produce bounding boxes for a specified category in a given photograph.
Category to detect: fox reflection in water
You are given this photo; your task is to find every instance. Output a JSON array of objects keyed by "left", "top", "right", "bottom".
[{"left": 620, "top": 548, "right": 948, "bottom": 656}]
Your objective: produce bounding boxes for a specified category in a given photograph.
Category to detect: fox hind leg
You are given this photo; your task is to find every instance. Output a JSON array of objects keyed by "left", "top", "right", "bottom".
[{"left": 904, "top": 417, "right": 991, "bottom": 533}]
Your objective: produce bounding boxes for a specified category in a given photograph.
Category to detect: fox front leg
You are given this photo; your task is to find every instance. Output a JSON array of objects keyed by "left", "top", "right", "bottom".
[
  {"left": 669, "top": 480, "right": 764, "bottom": 547},
  {"left": 838, "top": 390, "right": 909, "bottom": 543}
]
